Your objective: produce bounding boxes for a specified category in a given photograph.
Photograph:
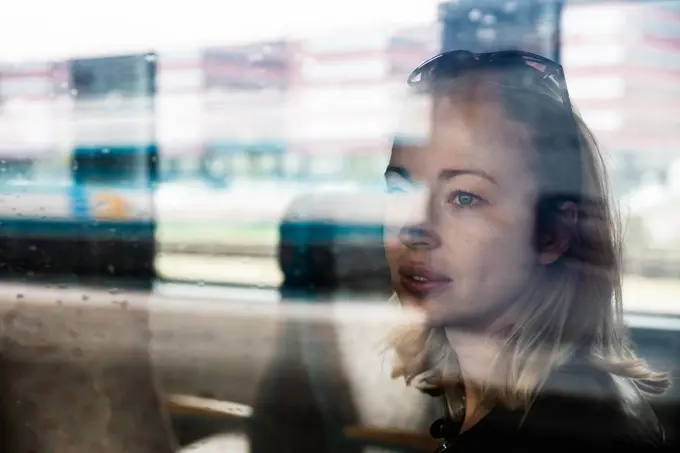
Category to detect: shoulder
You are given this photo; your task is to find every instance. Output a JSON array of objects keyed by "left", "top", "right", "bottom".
[{"left": 519, "top": 361, "right": 665, "bottom": 449}]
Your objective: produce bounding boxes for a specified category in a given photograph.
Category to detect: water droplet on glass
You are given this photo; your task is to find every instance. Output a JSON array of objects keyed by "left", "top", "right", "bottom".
[
  {"left": 70, "top": 88, "right": 78, "bottom": 96},
  {"left": 102, "top": 148, "right": 110, "bottom": 154},
  {"left": 28, "top": 244, "right": 37, "bottom": 251},
  {"left": 468, "top": 8, "right": 482, "bottom": 22},
  {"left": 477, "top": 28, "right": 496, "bottom": 42},
  {"left": 537, "top": 23, "right": 552, "bottom": 36},
  {"left": 482, "top": 14, "right": 496, "bottom": 25},
  {"left": 107, "top": 264, "right": 115, "bottom": 273},
  {"left": 503, "top": 0, "right": 518, "bottom": 13}
]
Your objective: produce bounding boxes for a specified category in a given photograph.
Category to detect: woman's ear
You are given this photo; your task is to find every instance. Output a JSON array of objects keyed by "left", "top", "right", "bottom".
[{"left": 538, "top": 201, "right": 579, "bottom": 265}]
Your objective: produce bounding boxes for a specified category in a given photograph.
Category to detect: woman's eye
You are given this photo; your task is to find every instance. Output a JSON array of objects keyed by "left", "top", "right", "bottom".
[{"left": 448, "top": 191, "right": 483, "bottom": 208}]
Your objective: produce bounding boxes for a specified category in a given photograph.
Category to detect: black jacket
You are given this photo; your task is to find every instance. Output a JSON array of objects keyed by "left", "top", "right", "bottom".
[{"left": 440, "top": 361, "right": 665, "bottom": 452}]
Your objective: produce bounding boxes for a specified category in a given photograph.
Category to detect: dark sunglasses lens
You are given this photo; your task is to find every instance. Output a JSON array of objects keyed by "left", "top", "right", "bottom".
[
  {"left": 410, "top": 52, "right": 564, "bottom": 97},
  {"left": 408, "top": 51, "right": 475, "bottom": 85}
]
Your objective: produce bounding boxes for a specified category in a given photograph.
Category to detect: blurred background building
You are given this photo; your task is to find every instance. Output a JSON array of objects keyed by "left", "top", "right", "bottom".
[{"left": 1, "top": 0, "right": 680, "bottom": 282}]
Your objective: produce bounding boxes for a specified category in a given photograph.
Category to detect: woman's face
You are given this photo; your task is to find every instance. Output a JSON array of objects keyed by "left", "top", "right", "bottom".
[{"left": 384, "top": 95, "right": 545, "bottom": 327}]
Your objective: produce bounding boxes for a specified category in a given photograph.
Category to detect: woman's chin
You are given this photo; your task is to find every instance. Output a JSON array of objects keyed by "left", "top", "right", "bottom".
[
  {"left": 399, "top": 297, "right": 452, "bottom": 327},
  {"left": 395, "top": 291, "right": 477, "bottom": 327}
]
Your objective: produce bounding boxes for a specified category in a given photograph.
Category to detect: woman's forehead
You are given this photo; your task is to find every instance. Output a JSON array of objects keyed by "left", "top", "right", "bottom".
[
  {"left": 430, "top": 96, "right": 525, "bottom": 136},
  {"left": 390, "top": 99, "right": 533, "bottom": 182}
]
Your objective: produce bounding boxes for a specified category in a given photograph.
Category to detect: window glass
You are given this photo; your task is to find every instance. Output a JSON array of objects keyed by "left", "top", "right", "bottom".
[{"left": 2, "top": 2, "right": 680, "bottom": 451}]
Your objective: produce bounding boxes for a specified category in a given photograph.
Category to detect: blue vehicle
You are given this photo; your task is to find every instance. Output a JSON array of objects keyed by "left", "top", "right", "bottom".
[{"left": 0, "top": 54, "right": 158, "bottom": 283}]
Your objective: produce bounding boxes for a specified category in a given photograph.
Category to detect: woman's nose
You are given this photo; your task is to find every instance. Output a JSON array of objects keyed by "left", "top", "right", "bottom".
[
  {"left": 398, "top": 188, "right": 441, "bottom": 249},
  {"left": 398, "top": 223, "right": 441, "bottom": 250},
  {"left": 385, "top": 186, "right": 441, "bottom": 249}
]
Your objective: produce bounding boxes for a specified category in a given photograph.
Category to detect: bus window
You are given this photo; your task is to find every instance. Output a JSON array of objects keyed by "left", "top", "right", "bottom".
[
  {"left": 200, "top": 151, "right": 232, "bottom": 185},
  {"left": 72, "top": 148, "right": 153, "bottom": 187},
  {"left": 250, "top": 149, "right": 283, "bottom": 179},
  {"left": 202, "top": 145, "right": 285, "bottom": 183},
  {"left": 232, "top": 153, "right": 250, "bottom": 179},
  {"left": 282, "top": 152, "right": 307, "bottom": 180},
  {"left": 159, "top": 157, "right": 180, "bottom": 181},
  {"left": 0, "top": 159, "right": 33, "bottom": 182}
]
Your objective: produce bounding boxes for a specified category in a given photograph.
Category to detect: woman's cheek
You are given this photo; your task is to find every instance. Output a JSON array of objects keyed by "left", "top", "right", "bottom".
[
  {"left": 439, "top": 212, "right": 494, "bottom": 244},
  {"left": 441, "top": 211, "right": 527, "bottom": 263}
]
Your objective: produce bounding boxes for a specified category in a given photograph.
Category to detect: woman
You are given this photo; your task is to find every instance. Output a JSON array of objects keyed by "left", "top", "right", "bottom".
[{"left": 384, "top": 50, "right": 670, "bottom": 451}]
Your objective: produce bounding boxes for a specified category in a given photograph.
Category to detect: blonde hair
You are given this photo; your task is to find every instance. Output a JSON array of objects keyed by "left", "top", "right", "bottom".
[{"left": 388, "top": 75, "right": 670, "bottom": 410}]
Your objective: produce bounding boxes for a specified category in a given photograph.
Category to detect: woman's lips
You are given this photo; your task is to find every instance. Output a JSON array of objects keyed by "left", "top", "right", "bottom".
[{"left": 398, "top": 265, "right": 452, "bottom": 298}]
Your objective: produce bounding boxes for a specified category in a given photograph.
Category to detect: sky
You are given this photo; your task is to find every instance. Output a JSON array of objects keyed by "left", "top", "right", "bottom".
[{"left": 0, "top": 0, "right": 441, "bottom": 62}]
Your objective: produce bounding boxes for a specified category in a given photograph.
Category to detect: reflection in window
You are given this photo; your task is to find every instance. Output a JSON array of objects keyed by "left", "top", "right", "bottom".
[
  {"left": 73, "top": 149, "right": 148, "bottom": 187},
  {"left": 344, "top": 153, "right": 386, "bottom": 182},
  {"left": 0, "top": 159, "right": 33, "bottom": 181},
  {"left": 201, "top": 145, "right": 285, "bottom": 182},
  {"left": 250, "top": 151, "right": 282, "bottom": 179},
  {"left": 232, "top": 153, "right": 250, "bottom": 179},
  {"left": 283, "top": 152, "right": 307, "bottom": 179},
  {"left": 205, "top": 155, "right": 231, "bottom": 180},
  {"left": 159, "top": 157, "right": 202, "bottom": 181},
  {"left": 309, "top": 154, "right": 344, "bottom": 178}
]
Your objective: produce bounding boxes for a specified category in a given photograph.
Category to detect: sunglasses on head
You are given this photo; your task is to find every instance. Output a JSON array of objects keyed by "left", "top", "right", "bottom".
[{"left": 407, "top": 50, "right": 573, "bottom": 109}]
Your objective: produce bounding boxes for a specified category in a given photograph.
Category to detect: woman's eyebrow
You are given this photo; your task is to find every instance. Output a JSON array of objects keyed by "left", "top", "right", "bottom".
[
  {"left": 438, "top": 168, "right": 498, "bottom": 185},
  {"left": 384, "top": 166, "right": 411, "bottom": 180}
]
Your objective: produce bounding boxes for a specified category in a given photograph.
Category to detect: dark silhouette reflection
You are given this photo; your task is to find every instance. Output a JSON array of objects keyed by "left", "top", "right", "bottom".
[{"left": 249, "top": 193, "right": 392, "bottom": 453}]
